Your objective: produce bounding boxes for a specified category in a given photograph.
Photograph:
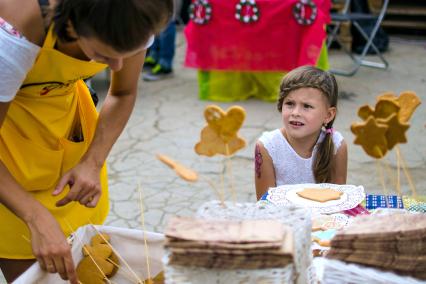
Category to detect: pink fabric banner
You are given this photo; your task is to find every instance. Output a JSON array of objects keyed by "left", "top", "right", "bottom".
[{"left": 184, "top": 0, "right": 331, "bottom": 72}]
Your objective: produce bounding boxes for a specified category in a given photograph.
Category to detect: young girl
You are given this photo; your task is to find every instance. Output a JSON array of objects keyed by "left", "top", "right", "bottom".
[
  {"left": 255, "top": 66, "right": 348, "bottom": 200},
  {"left": 0, "top": 0, "right": 172, "bottom": 282}
]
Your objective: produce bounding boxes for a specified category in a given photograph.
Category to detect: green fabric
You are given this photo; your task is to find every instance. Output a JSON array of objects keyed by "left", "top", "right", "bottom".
[{"left": 198, "top": 43, "right": 329, "bottom": 102}]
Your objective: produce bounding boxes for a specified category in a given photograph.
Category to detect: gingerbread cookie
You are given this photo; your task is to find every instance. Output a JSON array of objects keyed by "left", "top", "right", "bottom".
[
  {"left": 77, "top": 233, "right": 120, "bottom": 283},
  {"left": 297, "top": 188, "right": 343, "bottom": 203},
  {"left": 195, "top": 105, "right": 246, "bottom": 157},
  {"left": 351, "top": 116, "right": 389, "bottom": 159},
  {"left": 395, "top": 91, "right": 421, "bottom": 122},
  {"left": 358, "top": 99, "right": 400, "bottom": 121},
  {"left": 379, "top": 113, "right": 410, "bottom": 150},
  {"left": 157, "top": 154, "right": 198, "bottom": 182}
]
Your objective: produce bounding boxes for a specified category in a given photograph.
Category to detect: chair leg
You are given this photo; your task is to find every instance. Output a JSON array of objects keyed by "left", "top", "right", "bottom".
[
  {"left": 327, "top": 23, "right": 341, "bottom": 49},
  {"left": 352, "top": 21, "right": 389, "bottom": 70},
  {"left": 327, "top": 22, "right": 362, "bottom": 76}
]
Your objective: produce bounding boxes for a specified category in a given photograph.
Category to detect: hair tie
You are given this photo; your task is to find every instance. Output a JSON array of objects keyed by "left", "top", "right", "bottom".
[{"left": 326, "top": 128, "right": 334, "bottom": 134}]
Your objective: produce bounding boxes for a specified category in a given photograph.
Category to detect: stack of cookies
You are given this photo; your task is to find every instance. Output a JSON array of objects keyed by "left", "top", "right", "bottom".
[
  {"left": 326, "top": 213, "right": 426, "bottom": 280},
  {"left": 165, "top": 216, "right": 293, "bottom": 269}
]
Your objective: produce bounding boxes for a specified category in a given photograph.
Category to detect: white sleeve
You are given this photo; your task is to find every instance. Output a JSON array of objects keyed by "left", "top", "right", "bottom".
[
  {"left": 332, "top": 130, "right": 344, "bottom": 154},
  {"left": 144, "top": 35, "right": 154, "bottom": 50},
  {"left": 0, "top": 27, "right": 40, "bottom": 102}
]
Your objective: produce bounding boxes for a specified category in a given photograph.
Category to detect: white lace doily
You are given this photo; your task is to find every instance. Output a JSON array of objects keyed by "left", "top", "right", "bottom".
[
  {"left": 165, "top": 258, "right": 294, "bottom": 284},
  {"left": 264, "top": 183, "right": 365, "bottom": 214},
  {"left": 320, "top": 258, "right": 425, "bottom": 284}
]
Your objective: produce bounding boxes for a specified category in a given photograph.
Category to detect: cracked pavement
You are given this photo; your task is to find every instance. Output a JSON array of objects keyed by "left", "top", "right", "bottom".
[{"left": 98, "top": 32, "right": 426, "bottom": 233}]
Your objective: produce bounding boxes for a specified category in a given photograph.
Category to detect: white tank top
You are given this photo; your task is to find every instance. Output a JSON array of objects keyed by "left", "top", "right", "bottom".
[{"left": 259, "top": 129, "right": 344, "bottom": 185}]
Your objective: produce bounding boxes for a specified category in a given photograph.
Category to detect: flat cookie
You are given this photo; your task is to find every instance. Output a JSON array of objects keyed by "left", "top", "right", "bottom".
[
  {"left": 351, "top": 115, "right": 389, "bottom": 159},
  {"left": 77, "top": 233, "right": 120, "bottom": 282},
  {"left": 378, "top": 113, "right": 410, "bottom": 150},
  {"left": 195, "top": 105, "right": 246, "bottom": 156},
  {"left": 296, "top": 188, "right": 343, "bottom": 203},
  {"left": 157, "top": 154, "right": 198, "bottom": 182},
  {"left": 396, "top": 91, "right": 421, "bottom": 122}
]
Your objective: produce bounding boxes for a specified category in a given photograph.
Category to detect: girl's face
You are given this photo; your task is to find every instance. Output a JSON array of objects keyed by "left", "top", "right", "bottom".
[
  {"left": 281, "top": 87, "right": 336, "bottom": 141},
  {"left": 77, "top": 36, "right": 146, "bottom": 71}
]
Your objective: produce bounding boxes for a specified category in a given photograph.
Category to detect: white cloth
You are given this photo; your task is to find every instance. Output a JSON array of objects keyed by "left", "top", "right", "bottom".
[
  {"left": 259, "top": 129, "right": 344, "bottom": 185},
  {"left": 145, "top": 35, "right": 154, "bottom": 49},
  {"left": 0, "top": 25, "right": 40, "bottom": 102},
  {"left": 14, "top": 225, "right": 165, "bottom": 284}
]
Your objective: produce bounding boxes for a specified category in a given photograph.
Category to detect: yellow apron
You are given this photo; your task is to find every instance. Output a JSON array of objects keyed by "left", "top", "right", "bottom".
[{"left": 0, "top": 26, "right": 109, "bottom": 259}]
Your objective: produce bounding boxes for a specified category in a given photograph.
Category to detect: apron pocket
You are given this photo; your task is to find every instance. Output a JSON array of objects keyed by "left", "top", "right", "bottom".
[
  {"left": 59, "top": 137, "right": 88, "bottom": 174},
  {"left": 0, "top": 124, "right": 64, "bottom": 191}
]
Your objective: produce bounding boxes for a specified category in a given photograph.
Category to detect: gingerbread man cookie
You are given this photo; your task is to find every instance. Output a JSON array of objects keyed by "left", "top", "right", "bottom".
[{"left": 195, "top": 105, "right": 246, "bottom": 157}]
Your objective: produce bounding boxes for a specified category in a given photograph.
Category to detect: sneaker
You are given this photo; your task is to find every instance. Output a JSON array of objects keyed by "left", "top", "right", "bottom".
[
  {"left": 143, "top": 64, "right": 173, "bottom": 81},
  {"left": 143, "top": 56, "right": 157, "bottom": 72}
]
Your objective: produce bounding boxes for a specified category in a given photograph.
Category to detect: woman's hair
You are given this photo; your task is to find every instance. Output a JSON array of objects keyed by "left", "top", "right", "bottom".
[
  {"left": 277, "top": 65, "right": 339, "bottom": 183},
  {"left": 53, "top": 0, "right": 173, "bottom": 52}
]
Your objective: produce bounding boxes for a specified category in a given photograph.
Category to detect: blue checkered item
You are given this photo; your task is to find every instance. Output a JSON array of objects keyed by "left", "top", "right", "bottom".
[{"left": 365, "top": 194, "right": 404, "bottom": 209}]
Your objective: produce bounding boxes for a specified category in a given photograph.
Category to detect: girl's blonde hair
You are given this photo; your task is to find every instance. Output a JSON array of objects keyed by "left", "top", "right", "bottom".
[{"left": 277, "top": 65, "right": 339, "bottom": 183}]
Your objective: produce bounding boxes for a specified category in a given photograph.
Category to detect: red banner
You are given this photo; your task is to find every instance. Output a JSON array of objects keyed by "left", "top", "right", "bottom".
[{"left": 184, "top": 0, "right": 331, "bottom": 72}]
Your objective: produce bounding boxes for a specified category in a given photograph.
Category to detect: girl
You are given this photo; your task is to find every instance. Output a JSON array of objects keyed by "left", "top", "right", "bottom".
[
  {"left": 255, "top": 66, "right": 348, "bottom": 200},
  {"left": 0, "top": 0, "right": 173, "bottom": 282}
]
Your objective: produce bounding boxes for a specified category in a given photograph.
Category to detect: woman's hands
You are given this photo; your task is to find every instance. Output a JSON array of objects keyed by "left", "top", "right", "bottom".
[
  {"left": 27, "top": 205, "right": 78, "bottom": 283},
  {"left": 53, "top": 158, "right": 103, "bottom": 208}
]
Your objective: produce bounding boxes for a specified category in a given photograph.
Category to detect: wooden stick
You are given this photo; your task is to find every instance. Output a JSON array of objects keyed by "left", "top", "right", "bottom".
[
  {"left": 225, "top": 143, "right": 236, "bottom": 204},
  {"left": 220, "top": 158, "right": 225, "bottom": 203},
  {"left": 64, "top": 220, "right": 112, "bottom": 284},
  {"left": 376, "top": 159, "right": 389, "bottom": 208},
  {"left": 22, "top": 235, "right": 30, "bottom": 243},
  {"left": 382, "top": 156, "right": 399, "bottom": 196},
  {"left": 89, "top": 224, "right": 143, "bottom": 284},
  {"left": 200, "top": 175, "right": 225, "bottom": 207},
  {"left": 396, "top": 145, "right": 417, "bottom": 198},
  {"left": 395, "top": 149, "right": 401, "bottom": 196},
  {"left": 137, "top": 183, "right": 152, "bottom": 282}
]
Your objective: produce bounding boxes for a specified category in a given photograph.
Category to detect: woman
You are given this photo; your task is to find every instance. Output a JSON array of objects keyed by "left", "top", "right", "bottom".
[{"left": 0, "top": 0, "right": 173, "bottom": 282}]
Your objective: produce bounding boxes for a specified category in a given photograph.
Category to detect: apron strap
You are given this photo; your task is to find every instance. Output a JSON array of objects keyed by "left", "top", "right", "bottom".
[{"left": 42, "top": 24, "right": 56, "bottom": 49}]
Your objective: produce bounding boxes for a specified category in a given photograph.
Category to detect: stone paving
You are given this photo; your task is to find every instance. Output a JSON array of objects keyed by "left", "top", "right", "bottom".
[{"left": 97, "top": 32, "right": 426, "bottom": 234}]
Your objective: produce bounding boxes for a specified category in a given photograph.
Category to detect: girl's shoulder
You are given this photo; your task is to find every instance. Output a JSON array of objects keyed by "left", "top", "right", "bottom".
[
  {"left": 331, "top": 130, "right": 345, "bottom": 153},
  {"left": 0, "top": 0, "right": 47, "bottom": 46}
]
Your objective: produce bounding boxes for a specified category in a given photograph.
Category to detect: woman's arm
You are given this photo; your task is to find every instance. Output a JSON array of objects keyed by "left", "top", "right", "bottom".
[
  {"left": 0, "top": 161, "right": 77, "bottom": 282},
  {"left": 331, "top": 140, "right": 348, "bottom": 184},
  {"left": 0, "top": 103, "right": 9, "bottom": 128},
  {"left": 54, "top": 49, "right": 146, "bottom": 207},
  {"left": 254, "top": 142, "right": 276, "bottom": 200}
]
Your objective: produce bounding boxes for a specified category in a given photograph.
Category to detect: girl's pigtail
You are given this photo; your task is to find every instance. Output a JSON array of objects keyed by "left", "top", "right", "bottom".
[{"left": 313, "top": 123, "right": 335, "bottom": 183}]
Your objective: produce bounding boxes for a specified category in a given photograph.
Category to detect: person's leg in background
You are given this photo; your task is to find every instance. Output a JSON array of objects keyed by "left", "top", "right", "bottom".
[
  {"left": 143, "top": 37, "right": 160, "bottom": 72},
  {"left": 143, "top": 20, "right": 176, "bottom": 81}
]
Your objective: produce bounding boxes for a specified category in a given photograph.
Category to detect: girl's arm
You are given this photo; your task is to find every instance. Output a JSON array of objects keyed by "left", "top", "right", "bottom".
[
  {"left": 331, "top": 140, "right": 348, "bottom": 184},
  {"left": 54, "top": 49, "right": 146, "bottom": 207},
  {"left": 254, "top": 141, "right": 276, "bottom": 200}
]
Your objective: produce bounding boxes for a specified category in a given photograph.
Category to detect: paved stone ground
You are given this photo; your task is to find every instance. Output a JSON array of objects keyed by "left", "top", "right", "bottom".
[
  {"left": 99, "top": 32, "right": 426, "bottom": 234},
  {"left": 1, "top": 32, "right": 425, "bottom": 283}
]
